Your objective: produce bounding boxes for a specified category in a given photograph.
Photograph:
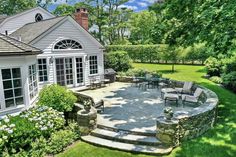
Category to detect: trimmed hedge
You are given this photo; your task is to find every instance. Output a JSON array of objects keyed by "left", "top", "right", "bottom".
[{"left": 106, "top": 45, "right": 168, "bottom": 63}]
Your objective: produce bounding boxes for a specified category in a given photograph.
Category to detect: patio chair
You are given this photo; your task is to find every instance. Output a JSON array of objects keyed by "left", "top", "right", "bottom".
[
  {"left": 100, "top": 74, "right": 110, "bottom": 86},
  {"left": 131, "top": 76, "right": 141, "bottom": 87},
  {"left": 182, "top": 88, "right": 203, "bottom": 107},
  {"left": 89, "top": 76, "right": 102, "bottom": 89},
  {"left": 175, "top": 81, "right": 193, "bottom": 94}
]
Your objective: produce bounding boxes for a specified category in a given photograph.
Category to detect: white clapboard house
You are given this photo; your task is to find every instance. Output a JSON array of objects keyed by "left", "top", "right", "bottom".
[{"left": 0, "top": 7, "right": 104, "bottom": 116}]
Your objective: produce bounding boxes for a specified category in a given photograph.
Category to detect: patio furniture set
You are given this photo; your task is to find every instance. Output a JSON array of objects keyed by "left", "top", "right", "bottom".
[
  {"left": 89, "top": 75, "right": 110, "bottom": 89},
  {"left": 132, "top": 75, "right": 203, "bottom": 107}
]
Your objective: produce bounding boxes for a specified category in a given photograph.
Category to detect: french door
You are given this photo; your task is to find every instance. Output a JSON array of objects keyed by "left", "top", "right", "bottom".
[
  {"left": 55, "top": 58, "right": 74, "bottom": 87},
  {"left": 76, "top": 57, "right": 84, "bottom": 86}
]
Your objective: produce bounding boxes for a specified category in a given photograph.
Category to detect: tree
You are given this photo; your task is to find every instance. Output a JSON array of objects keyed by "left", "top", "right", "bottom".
[
  {"left": 53, "top": 4, "right": 74, "bottom": 16},
  {"left": 150, "top": 0, "right": 236, "bottom": 58},
  {"left": 129, "top": 11, "right": 157, "bottom": 44},
  {"left": 0, "top": 0, "right": 56, "bottom": 15}
]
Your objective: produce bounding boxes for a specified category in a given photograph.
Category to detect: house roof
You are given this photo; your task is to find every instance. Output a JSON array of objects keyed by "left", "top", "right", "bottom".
[
  {"left": 10, "top": 16, "right": 66, "bottom": 44},
  {"left": 0, "top": 6, "right": 54, "bottom": 25},
  {"left": 0, "top": 33, "right": 42, "bottom": 56},
  {"left": 0, "top": 15, "right": 8, "bottom": 24}
]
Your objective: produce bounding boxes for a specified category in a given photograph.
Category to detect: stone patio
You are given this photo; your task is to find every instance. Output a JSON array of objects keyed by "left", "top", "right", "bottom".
[{"left": 80, "top": 82, "right": 194, "bottom": 134}]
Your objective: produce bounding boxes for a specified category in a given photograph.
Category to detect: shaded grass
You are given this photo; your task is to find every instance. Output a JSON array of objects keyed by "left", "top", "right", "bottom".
[{"left": 57, "top": 63, "right": 236, "bottom": 157}]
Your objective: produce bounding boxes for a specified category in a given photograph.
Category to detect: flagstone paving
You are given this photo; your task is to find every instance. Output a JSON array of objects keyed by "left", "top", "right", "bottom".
[{"left": 80, "top": 82, "right": 194, "bottom": 134}]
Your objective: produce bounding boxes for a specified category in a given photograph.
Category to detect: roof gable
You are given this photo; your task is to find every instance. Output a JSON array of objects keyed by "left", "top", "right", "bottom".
[
  {"left": 0, "top": 34, "right": 42, "bottom": 56},
  {"left": 0, "top": 7, "right": 55, "bottom": 26}
]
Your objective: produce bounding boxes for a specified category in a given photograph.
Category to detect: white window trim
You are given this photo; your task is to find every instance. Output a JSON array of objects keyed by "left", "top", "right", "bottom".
[
  {"left": 28, "top": 64, "right": 38, "bottom": 101},
  {"left": 0, "top": 67, "right": 24, "bottom": 111},
  {"left": 89, "top": 55, "right": 99, "bottom": 76},
  {"left": 37, "top": 58, "right": 48, "bottom": 83}
]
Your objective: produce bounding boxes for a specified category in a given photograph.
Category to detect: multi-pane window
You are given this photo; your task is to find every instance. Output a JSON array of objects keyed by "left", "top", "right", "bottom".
[
  {"left": 37, "top": 59, "right": 48, "bottom": 82},
  {"left": 89, "top": 56, "right": 98, "bottom": 75},
  {"left": 1, "top": 68, "right": 24, "bottom": 108},
  {"left": 76, "top": 58, "right": 83, "bottom": 83},
  {"left": 29, "top": 64, "right": 38, "bottom": 100}
]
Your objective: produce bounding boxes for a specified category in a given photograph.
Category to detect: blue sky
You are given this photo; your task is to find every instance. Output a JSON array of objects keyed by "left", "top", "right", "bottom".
[{"left": 48, "top": 0, "right": 157, "bottom": 12}]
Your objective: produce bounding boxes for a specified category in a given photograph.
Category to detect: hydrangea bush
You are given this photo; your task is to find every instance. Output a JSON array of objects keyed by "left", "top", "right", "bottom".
[
  {"left": 20, "top": 106, "right": 65, "bottom": 134},
  {"left": 0, "top": 106, "right": 65, "bottom": 155}
]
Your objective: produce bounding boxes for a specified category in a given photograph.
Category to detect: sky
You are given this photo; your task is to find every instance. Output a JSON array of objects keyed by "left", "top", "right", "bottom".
[{"left": 48, "top": 0, "right": 157, "bottom": 12}]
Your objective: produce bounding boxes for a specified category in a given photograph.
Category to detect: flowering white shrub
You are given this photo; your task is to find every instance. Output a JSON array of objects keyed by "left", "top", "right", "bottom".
[
  {"left": 0, "top": 116, "right": 16, "bottom": 147},
  {"left": 20, "top": 106, "right": 65, "bottom": 132}
]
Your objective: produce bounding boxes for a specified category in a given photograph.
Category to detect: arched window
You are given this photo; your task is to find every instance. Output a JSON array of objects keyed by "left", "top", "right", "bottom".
[
  {"left": 54, "top": 39, "right": 83, "bottom": 50},
  {"left": 35, "top": 13, "right": 43, "bottom": 22}
]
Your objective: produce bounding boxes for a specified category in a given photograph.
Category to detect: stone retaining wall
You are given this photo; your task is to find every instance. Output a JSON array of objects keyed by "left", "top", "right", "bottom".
[{"left": 156, "top": 81, "right": 218, "bottom": 145}]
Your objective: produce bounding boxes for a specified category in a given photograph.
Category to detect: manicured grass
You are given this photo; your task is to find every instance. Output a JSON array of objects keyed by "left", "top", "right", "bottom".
[{"left": 57, "top": 63, "right": 236, "bottom": 157}]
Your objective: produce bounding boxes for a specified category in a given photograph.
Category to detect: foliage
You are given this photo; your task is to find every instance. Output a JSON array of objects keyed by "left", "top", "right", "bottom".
[
  {"left": 129, "top": 11, "right": 157, "bottom": 44},
  {"left": 204, "top": 57, "right": 223, "bottom": 76},
  {"left": 209, "top": 76, "right": 223, "bottom": 84},
  {"left": 222, "top": 71, "right": 236, "bottom": 92},
  {"left": 0, "top": 0, "right": 56, "bottom": 15},
  {"left": 0, "top": 106, "right": 65, "bottom": 155},
  {"left": 46, "top": 129, "right": 78, "bottom": 155},
  {"left": 223, "top": 54, "right": 236, "bottom": 74},
  {"left": 118, "top": 68, "right": 162, "bottom": 78},
  {"left": 150, "top": 0, "right": 236, "bottom": 57},
  {"left": 106, "top": 45, "right": 168, "bottom": 63},
  {"left": 37, "top": 84, "right": 77, "bottom": 112},
  {"left": 105, "top": 51, "right": 132, "bottom": 72}
]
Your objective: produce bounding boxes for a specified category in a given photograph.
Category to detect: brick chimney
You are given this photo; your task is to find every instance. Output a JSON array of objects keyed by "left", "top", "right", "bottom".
[{"left": 74, "top": 8, "right": 89, "bottom": 31}]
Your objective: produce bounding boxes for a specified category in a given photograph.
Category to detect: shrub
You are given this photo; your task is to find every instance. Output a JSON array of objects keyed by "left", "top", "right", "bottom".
[
  {"left": 0, "top": 106, "right": 65, "bottom": 155},
  {"left": 106, "top": 45, "right": 168, "bottom": 63},
  {"left": 222, "top": 71, "right": 236, "bottom": 92},
  {"left": 37, "top": 84, "right": 77, "bottom": 112},
  {"left": 209, "top": 76, "right": 223, "bottom": 84},
  {"left": 105, "top": 51, "right": 132, "bottom": 72},
  {"left": 223, "top": 55, "right": 236, "bottom": 74},
  {"left": 46, "top": 129, "right": 78, "bottom": 155},
  {"left": 118, "top": 69, "right": 162, "bottom": 78},
  {"left": 204, "top": 57, "right": 223, "bottom": 76}
]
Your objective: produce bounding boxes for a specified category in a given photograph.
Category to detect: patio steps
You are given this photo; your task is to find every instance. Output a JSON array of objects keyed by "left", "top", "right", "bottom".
[{"left": 81, "top": 126, "right": 173, "bottom": 155}]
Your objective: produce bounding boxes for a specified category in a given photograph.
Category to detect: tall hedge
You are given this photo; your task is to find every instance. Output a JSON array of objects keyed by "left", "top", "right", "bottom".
[{"left": 106, "top": 45, "right": 168, "bottom": 63}]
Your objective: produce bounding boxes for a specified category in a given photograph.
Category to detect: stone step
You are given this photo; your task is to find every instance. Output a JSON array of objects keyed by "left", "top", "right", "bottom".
[
  {"left": 82, "top": 135, "right": 172, "bottom": 155},
  {"left": 97, "top": 124, "right": 156, "bottom": 137},
  {"left": 91, "top": 128, "right": 161, "bottom": 146}
]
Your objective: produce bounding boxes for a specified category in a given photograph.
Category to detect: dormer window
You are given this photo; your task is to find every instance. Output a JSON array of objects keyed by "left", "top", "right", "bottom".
[
  {"left": 35, "top": 13, "right": 43, "bottom": 22},
  {"left": 54, "top": 39, "right": 83, "bottom": 50}
]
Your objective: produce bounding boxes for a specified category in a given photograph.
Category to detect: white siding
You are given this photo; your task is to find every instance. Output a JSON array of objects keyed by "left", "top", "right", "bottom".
[
  {"left": 34, "top": 19, "right": 104, "bottom": 87},
  {"left": 0, "top": 8, "right": 54, "bottom": 34},
  {"left": 0, "top": 55, "right": 38, "bottom": 117}
]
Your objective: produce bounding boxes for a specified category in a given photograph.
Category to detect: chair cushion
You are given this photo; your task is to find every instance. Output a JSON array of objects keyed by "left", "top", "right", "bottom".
[
  {"left": 161, "top": 88, "right": 177, "bottom": 93},
  {"left": 182, "top": 95, "right": 198, "bottom": 103},
  {"left": 164, "top": 93, "right": 179, "bottom": 100}
]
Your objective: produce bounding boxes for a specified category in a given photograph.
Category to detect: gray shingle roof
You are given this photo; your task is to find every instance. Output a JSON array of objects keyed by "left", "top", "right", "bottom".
[
  {"left": 0, "top": 33, "right": 42, "bottom": 56},
  {"left": 0, "top": 15, "right": 8, "bottom": 24},
  {"left": 10, "top": 16, "right": 66, "bottom": 44}
]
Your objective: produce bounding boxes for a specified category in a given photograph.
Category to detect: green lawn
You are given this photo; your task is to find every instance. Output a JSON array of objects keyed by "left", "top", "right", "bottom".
[{"left": 57, "top": 63, "right": 236, "bottom": 157}]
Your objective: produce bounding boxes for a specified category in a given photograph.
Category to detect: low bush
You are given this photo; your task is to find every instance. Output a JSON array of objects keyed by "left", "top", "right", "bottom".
[
  {"left": 205, "top": 57, "right": 223, "bottom": 76},
  {"left": 222, "top": 71, "right": 236, "bottom": 92},
  {"left": 118, "top": 68, "right": 162, "bottom": 78},
  {"left": 105, "top": 51, "right": 132, "bottom": 72},
  {"left": 0, "top": 106, "right": 65, "bottom": 156},
  {"left": 46, "top": 129, "right": 78, "bottom": 155},
  {"left": 37, "top": 84, "right": 77, "bottom": 112},
  {"left": 223, "top": 55, "right": 236, "bottom": 74},
  {"left": 209, "top": 76, "right": 223, "bottom": 84},
  {"left": 106, "top": 45, "right": 168, "bottom": 63}
]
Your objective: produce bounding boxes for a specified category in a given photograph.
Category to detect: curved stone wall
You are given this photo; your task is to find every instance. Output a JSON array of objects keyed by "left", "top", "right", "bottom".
[{"left": 156, "top": 80, "right": 219, "bottom": 145}]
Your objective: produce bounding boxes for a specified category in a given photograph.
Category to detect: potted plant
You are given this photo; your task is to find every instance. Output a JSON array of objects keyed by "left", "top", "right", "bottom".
[
  {"left": 84, "top": 99, "right": 92, "bottom": 112},
  {"left": 164, "top": 107, "right": 174, "bottom": 120}
]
